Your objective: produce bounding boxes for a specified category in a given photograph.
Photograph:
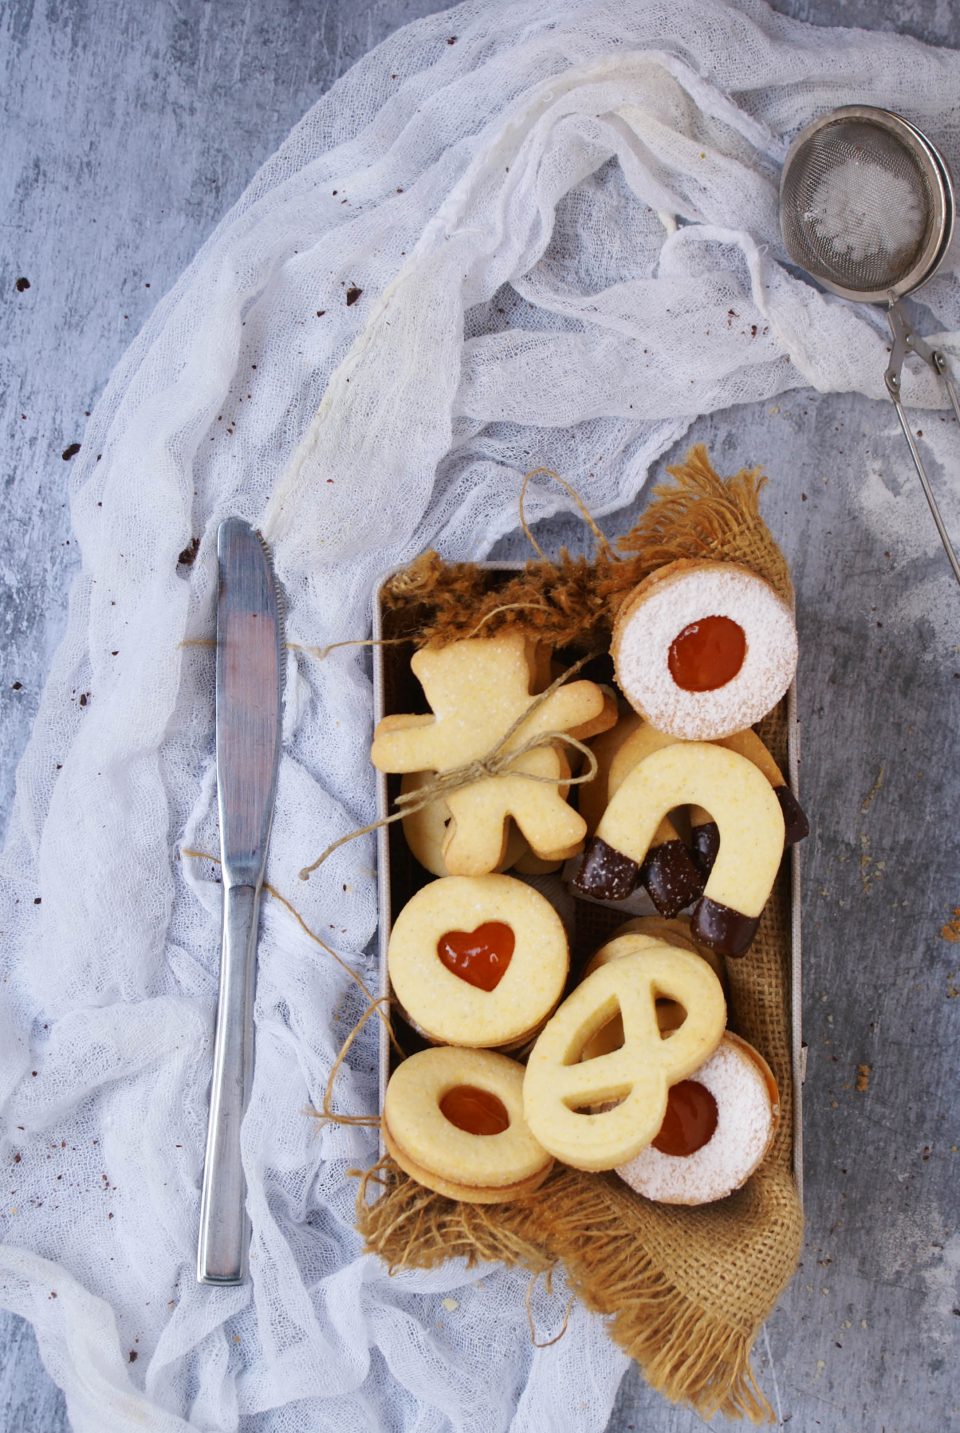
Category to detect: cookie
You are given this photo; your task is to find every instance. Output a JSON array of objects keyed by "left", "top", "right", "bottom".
[
  {"left": 371, "top": 633, "right": 614, "bottom": 875},
  {"left": 688, "top": 727, "right": 809, "bottom": 875},
  {"left": 579, "top": 917, "right": 725, "bottom": 1060},
  {"left": 614, "top": 1032, "right": 780, "bottom": 1204},
  {"left": 611, "top": 559, "right": 798, "bottom": 740},
  {"left": 572, "top": 742, "right": 785, "bottom": 957},
  {"left": 383, "top": 1046, "right": 554, "bottom": 1203},
  {"left": 400, "top": 773, "right": 526, "bottom": 876},
  {"left": 580, "top": 714, "right": 703, "bottom": 917},
  {"left": 522, "top": 945, "right": 726, "bottom": 1170},
  {"left": 387, "top": 874, "right": 569, "bottom": 1048}
]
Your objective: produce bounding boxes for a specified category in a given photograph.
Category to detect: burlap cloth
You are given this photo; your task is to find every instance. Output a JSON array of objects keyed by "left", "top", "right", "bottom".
[{"left": 356, "top": 447, "right": 804, "bottom": 1423}]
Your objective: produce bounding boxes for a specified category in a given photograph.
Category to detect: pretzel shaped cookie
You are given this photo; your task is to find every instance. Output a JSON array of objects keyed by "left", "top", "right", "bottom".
[
  {"left": 383, "top": 1047, "right": 554, "bottom": 1203},
  {"left": 573, "top": 742, "right": 785, "bottom": 957},
  {"left": 523, "top": 946, "right": 726, "bottom": 1170}
]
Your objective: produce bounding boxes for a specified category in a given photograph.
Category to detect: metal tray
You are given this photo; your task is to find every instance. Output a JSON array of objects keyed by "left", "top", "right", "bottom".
[{"left": 372, "top": 565, "right": 804, "bottom": 1199}]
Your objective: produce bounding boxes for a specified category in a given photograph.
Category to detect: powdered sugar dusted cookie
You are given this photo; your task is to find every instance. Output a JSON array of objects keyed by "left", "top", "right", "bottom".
[
  {"left": 611, "top": 559, "right": 797, "bottom": 740},
  {"left": 614, "top": 1032, "right": 779, "bottom": 1204}
]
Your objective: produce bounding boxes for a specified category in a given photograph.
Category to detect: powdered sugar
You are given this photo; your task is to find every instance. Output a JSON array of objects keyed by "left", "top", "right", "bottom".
[
  {"left": 807, "top": 157, "right": 924, "bottom": 265},
  {"left": 616, "top": 1035, "right": 776, "bottom": 1204},
  {"left": 613, "top": 563, "right": 797, "bottom": 739}
]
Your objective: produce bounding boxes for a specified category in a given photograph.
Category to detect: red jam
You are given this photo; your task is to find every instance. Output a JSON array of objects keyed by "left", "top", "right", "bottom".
[
  {"left": 668, "top": 615, "right": 746, "bottom": 692},
  {"left": 652, "top": 1080, "right": 719, "bottom": 1156},
  {"left": 437, "top": 922, "right": 515, "bottom": 991},
  {"left": 439, "top": 1085, "right": 510, "bottom": 1135}
]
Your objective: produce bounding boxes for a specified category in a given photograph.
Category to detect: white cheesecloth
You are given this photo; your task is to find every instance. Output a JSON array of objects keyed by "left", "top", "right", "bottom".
[{"left": 2, "top": 1, "right": 959, "bottom": 1428}]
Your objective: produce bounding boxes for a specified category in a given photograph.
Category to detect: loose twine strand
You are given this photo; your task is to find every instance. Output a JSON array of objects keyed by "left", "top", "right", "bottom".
[
  {"left": 297, "top": 650, "right": 600, "bottom": 881},
  {"left": 524, "top": 1272, "right": 576, "bottom": 1349},
  {"left": 519, "top": 466, "right": 618, "bottom": 563}
]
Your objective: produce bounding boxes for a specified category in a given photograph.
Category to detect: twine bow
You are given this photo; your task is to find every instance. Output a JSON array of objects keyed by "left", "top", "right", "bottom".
[{"left": 298, "top": 652, "right": 601, "bottom": 881}]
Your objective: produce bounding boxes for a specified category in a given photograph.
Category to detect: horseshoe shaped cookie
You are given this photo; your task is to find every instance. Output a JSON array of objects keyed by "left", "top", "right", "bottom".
[
  {"left": 614, "top": 1032, "right": 780, "bottom": 1204},
  {"left": 388, "top": 874, "right": 569, "bottom": 1048},
  {"left": 572, "top": 742, "right": 785, "bottom": 957},
  {"left": 383, "top": 1046, "right": 554, "bottom": 1203},
  {"left": 580, "top": 715, "right": 704, "bottom": 917},
  {"left": 522, "top": 946, "right": 726, "bottom": 1170},
  {"left": 611, "top": 559, "right": 797, "bottom": 740}
]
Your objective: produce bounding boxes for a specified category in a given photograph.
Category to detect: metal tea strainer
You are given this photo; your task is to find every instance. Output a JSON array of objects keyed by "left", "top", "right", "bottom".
[{"left": 780, "top": 104, "right": 960, "bottom": 584}]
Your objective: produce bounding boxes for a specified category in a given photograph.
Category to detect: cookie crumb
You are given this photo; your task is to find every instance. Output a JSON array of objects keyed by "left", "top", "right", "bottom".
[{"left": 855, "top": 1063, "right": 871, "bottom": 1093}]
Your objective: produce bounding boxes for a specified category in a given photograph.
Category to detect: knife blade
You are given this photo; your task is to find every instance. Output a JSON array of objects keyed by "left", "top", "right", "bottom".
[{"left": 197, "top": 517, "right": 283, "bottom": 1285}]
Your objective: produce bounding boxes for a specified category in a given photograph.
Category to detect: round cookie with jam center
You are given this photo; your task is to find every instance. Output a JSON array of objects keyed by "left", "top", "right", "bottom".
[
  {"left": 388, "top": 874, "right": 569, "bottom": 1048},
  {"left": 383, "top": 1046, "right": 554, "bottom": 1203},
  {"left": 611, "top": 559, "right": 797, "bottom": 740},
  {"left": 614, "top": 1031, "right": 780, "bottom": 1204}
]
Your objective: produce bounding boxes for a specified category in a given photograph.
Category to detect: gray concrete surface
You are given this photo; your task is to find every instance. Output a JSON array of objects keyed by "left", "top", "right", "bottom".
[{"left": 2, "top": 2, "right": 958, "bottom": 1431}]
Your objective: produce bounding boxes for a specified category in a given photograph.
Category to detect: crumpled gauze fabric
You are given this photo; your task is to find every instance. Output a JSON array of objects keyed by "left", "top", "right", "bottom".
[{"left": 2, "top": 0, "right": 959, "bottom": 1429}]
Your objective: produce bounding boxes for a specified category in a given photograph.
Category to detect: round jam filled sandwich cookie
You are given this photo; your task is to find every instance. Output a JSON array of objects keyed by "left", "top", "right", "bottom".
[
  {"left": 614, "top": 1032, "right": 780, "bottom": 1205},
  {"left": 387, "top": 875, "right": 569, "bottom": 1048},
  {"left": 371, "top": 633, "right": 615, "bottom": 875},
  {"left": 572, "top": 743, "right": 785, "bottom": 957},
  {"left": 523, "top": 946, "right": 726, "bottom": 1171},
  {"left": 399, "top": 773, "right": 527, "bottom": 877},
  {"left": 383, "top": 1047, "right": 554, "bottom": 1203},
  {"left": 611, "top": 559, "right": 798, "bottom": 741},
  {"left": 687, "top": 728, "right": 809, "bottom": 876},
  {"left": 579, "top": 716, "right": 703, "bottom": 918},
  {"left": 579, "top": 919, "right": 724, "bottom": 1060}
]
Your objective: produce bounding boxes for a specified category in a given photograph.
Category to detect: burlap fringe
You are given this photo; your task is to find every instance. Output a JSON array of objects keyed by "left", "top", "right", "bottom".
[
  {"left": 380, "top": 445, "right": 789, "bottom": 649},
  {"left": 358, "top": 1161, "right": 796, "bottom": 1423}
]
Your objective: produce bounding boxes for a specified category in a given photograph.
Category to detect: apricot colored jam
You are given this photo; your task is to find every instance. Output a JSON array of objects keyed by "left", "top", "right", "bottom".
[
  {"left": 667, "top": 615, "right": 746, "bottom": 692},
  {"left": 440, "top": 1085, "right": 510, "bottom": 1136},
  {"left": 437, "top": 921, "right": 515, "bottom": 991},
  {"left": 652, "top": 1080, "right": 718, "bottom": 1157}
]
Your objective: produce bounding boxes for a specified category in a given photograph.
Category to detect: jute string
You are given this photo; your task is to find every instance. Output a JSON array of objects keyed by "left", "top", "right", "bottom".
[{"left": 297, "top": 651, "right": 601, "bottom": 881}]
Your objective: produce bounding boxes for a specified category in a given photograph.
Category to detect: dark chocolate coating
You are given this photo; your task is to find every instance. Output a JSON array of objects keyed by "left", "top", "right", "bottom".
[
  {"left": 775, "top": 784, "right": 809, "bottom": 846},
  {"left": 690, "top": 820, "right": 720, "bottom": 878},
  {"left": 571, "top": 837, "right": 641, "bottom": 901},
  {"left": 640, "top": 839, "right": 705, "bottom": 918},
  {"left": 692, "top": 896, "right": 759, "bottom": 958}
]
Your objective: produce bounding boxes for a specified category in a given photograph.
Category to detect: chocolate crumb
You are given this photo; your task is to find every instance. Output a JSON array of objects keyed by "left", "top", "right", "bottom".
[
  {"left": 78, "top": 693, "right": 88, "bottom": 707},
  {"left": 177, "top": 537, "right": 200, "bottom": 568},
  {"left": 15, "top": 277, "right": 31, "bottom": 292},
  {"left": 33, "top": 897, "right": 41, "bottom": 905},
  {"left": 346, "top": 286, "right": 363, "bottom": 306},
  {"left": 316, "top": 310, "right": 326, "bottom": 317},
  {"left": 11, "top": 681, "right": 22, "bottom": 690},
  {"left": 128, "top": 1350, "right": 138, "bottom": 1363},
  {"left": 13, "top": 1154, "right": 20, "bottom": 1163},
  {"left": 447, "top": 35, "right": 457, "bottom": 43},
  {"left": 62, "top": 443, "right": 81, "bottom": 461}
]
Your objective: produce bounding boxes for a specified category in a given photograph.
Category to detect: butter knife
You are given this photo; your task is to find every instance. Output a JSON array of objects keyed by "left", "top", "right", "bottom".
[{"left": 197, "top": 518, "right": 283, "bottom": 1285}]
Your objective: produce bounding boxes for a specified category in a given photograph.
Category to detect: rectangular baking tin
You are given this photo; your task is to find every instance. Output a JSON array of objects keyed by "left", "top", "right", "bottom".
[{"left": 372, "top": 565, "right": 804, "bottom": 1201}]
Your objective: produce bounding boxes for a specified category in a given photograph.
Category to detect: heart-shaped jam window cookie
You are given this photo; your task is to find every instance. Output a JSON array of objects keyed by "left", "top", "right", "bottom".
[{"left": 437, "top": 922, "right": 515, "bottom": 991}]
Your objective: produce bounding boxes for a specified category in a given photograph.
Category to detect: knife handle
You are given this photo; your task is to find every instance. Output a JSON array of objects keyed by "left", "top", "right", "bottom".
[{"left": 197, "top": 881, "right": 261, "bottom": 1284}]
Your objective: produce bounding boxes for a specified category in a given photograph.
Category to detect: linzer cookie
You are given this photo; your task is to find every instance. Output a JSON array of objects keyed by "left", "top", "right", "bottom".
[
  {"left": 614, "top": 1032, "right": 780, "bottom": 1205},
  {"left": 387, "top": 874, "right": 568, "bottom": 1048},
  {"left": 611, "top": 559, "right": 797, "bottom": 740},
  {"left": 383, "top": 1047, "right": 553, "bottom": 1203},
  {"left": 573, "top": 742, "right": 785, "bottom": 956},
  {"left": 522, "top": 945, "right": 726, "bottom": 1170},
  {"left": 371, "top": 632, "right": 614, "bottom": 875}
]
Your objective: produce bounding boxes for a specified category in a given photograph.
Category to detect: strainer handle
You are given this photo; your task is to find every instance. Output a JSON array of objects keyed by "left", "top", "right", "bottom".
[{"left": 885, "top": 303, "right": 960, "bottom": 586}]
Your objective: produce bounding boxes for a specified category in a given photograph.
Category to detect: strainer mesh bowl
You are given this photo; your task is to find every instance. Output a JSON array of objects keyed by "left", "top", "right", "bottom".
[{"left": 781, "top": 119, "right": 934, "bottom": 294}]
